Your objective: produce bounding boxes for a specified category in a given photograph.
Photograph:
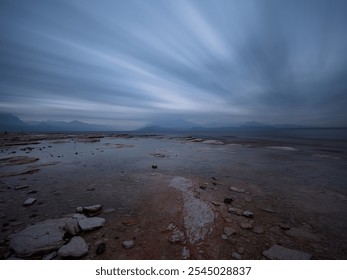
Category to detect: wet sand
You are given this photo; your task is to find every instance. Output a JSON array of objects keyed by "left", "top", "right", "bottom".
[{"left": 0, "top": 132, "right": 346, "bottom": 259}]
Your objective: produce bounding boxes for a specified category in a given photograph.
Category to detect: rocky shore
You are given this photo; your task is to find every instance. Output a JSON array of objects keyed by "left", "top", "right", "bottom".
[{"left": 0, "top": 132, "right": 346, "bottom": 259}]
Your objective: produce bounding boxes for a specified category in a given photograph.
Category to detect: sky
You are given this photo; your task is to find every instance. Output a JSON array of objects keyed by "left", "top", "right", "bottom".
[{"left": 0, "top": 0, "right": 347, "bottom": 129}]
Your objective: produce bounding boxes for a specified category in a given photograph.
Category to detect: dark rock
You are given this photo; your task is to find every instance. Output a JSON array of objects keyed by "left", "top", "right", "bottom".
[
  {"left": 152, "top": 165, "right": 157, "bottom": 169},
  {"left": 223, "top": 197, "right": 233, "bottom": 204},
  {"left": 96, "top": 242, "right": 106, "bottom": 255}
]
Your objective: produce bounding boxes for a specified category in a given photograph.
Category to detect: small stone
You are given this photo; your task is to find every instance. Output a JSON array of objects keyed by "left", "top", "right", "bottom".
[
  {"left": 237, "top": 247, "right": 244, "bottom": 254},
  {"left": 122, "top": 218, "right": 139, "bottom": 226},
  {"left": 279, "top": 223, "right": 290, "bottom": 230},
  {"left": 122, "top": 240, "right": 135, "bottom": 250},
  {"left": 199, "top": 185, "right": 207, "bottom": 190},
  {"left": 58, "top": 236, "right": 88, "bottom": 258},
  {"left": 79, "top": 217, "right": 105, "bottom": 231},
  {"left": 15, "top": 185, "right": 29, "bottom": 190},
  {"left": 261, "top": 208, "right": 276, "bottom": 213},
  {"left": 221, "top": 234, "right": 228, "bottom": 240},
  {"left": 223, "top": 217, "right": 233, "bottom": 223},
  {"left": 228, "top": 207, "right": 243, "bottom": 215},
  {"left": 152, "top": 165, "right": 157, "bottom": 169},
  {"left": 223, "top": 197, "right": 233, "bottom": 204},
  {"left": 27, "top": 190, "right": 37, "bottom": 194},
  {"left": 83, "top": 204, "right": 102, "bottom": 216},
  {"left": 231, "top": 252, "right": 242, "bottom": 260},
  {"left": 263, "top": 245, "right": 311, "bottom": 260},
  {"left": 167, "top": 223, "right": 176, "bottom": 231},
  {"left": 168, "top": 228, "right": 185, "bottom": 243},
  {"left": 230, "top": 187, "right": 245, "bottom": 193},
  {"left": 253, "top": 226, "right": 264, "bottom": 234},
  {"left": 96, "top": 242, "right": 106, "bottom": 255},
  {"left": 240, "top": 222, "right": 253, "bottom": 229},
  {"left": 181, "top": 247, "right": 190, "bottom": 259},
  {"left": 76, "top": 207, "right": 83, "bottom": 213},
  {"left": 23, "top": 198, "right": 36, "bottom": 206},
  {"left": 242, "top": 210, "right": 254, "bottom": 218},
  {"left": 224, "top": 227, "right": 236, "bottom": 236},
  {"left": 212, "top": 201, "right": 221, "bottom": 206},
  {"left": 86, "top": 187, "right": 95, "bottom": 191}
]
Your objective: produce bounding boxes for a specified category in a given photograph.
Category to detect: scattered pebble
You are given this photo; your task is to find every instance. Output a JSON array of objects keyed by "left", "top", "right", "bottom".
[
  {"left": 224, "top": 227, "right": 236, "bottom": 236},
  {"left": 220, "top": 234, "right": 228, "bottom": 240},
  {"left": 23, "top": 198, "right": 36, "bottom": 206},
  {"left": 240, "top": 222, "right": 253, "bottom": 229},
  {"left": 231, "top": 252, "right": 242, "bottom": 260},
  {"left": 242, "top": 210, "right": 254, "bottom": 218},
  {"left": 228, "top": 207, "right": 243, "bottom": 215},
  {"left": 122, "top": 240, "right": 135, "bottom": 250},
  {"left": 253, "top": 226, "right": 264, "bottom": 234}
]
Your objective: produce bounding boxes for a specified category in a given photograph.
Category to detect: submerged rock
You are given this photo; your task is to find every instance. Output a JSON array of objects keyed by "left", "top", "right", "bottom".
[
  {"left": 58, "top": 236, "right": 88, "bottom": 258},
  {"left": 9, "top": 219, "right": 67, "bottom": 257},
  {"left": 263, "top": 245, "right": 312, "bottom": 260}
]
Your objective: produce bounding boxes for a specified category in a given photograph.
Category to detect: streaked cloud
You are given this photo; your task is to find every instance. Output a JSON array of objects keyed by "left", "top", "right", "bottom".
[{"left": 0, "top": 0, "right": 346, "bottom": 128}]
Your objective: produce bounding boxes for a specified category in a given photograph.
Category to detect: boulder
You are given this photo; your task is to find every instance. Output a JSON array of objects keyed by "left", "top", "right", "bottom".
[
  {"left": 9, "top": 219, "right": 66, "bottom": 257},
  {"left": 58, "top": 236, "right": 88, "bottom": 258}
]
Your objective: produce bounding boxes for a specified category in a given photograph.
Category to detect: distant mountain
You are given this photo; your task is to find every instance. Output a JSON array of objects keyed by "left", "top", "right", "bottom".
[
  {"left": 241, "top": 121, "right": 273, "bottom": 128},
  {"left": 0, "top": 113, "right": 114, "bottom": 132},
  {"left": 33, "top": 120, "right": 113, "bottom": 132},
  {"left": 0, "top": 113, "right": 28, "bottom": 132},
  {"left": 138, "top": 119, "right": 198, "bottom": 132}
]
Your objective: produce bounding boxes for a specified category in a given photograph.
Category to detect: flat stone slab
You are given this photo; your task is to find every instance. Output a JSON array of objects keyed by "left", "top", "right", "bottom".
[
  {"left": 9, "top": 219, "right": 66, "bottom": 257},
  {"left": 58, "top": 236, "right": 88, "bottom": 258},
  {"left": 78, "top": 217, "right": 105, "bottom": 231},
  {"left": 263, "top": 245, "right": 312, "bottom": 260}
]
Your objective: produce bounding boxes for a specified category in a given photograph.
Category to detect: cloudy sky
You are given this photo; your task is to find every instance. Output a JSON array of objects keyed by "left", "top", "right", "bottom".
[{"left": 1, "top": 0, "right": 346, "bottom": 129}]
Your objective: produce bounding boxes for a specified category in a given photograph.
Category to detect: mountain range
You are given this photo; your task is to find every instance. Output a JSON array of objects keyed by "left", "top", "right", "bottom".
[
  {"left": 0, "top": 113, "right": 113, "bottom": 132},
  {"left": 1, "top": 113, "right": 324, "bottom": 133}
]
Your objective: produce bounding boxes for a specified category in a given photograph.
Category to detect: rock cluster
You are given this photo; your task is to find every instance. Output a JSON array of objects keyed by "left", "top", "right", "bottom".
[{"left": 8, "top": 204, "right": 106, "bottom": 259}]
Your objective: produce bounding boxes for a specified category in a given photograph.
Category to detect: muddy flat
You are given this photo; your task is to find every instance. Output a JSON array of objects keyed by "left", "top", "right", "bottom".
[{"left": 0, "top": 132, "right": 346, "bottom": 260}]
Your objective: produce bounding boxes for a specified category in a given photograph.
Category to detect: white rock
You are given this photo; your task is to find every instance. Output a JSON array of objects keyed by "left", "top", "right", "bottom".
[
  {"left": 263, "top": 245, "right": 312, "bottom": 260},
  {"left": 228, "top": 207, "right": 243, "bottom": 215},
  {"left": 79, "top": 217, "right": 105, "bottom": 231},
  {"left": 58, "top": 236, "right": 88, "bottom": 258},
  {"left": 23, "top": 198, "right": 36, "bottom": 206},
  {"left": 122, "top": 240, "right": 135, "bottom": 250},
  {"left": 9, "top": 219, "right": 66, "bottom": 257},
  {"left": 242, "top": 210, "right": 254, "bottom": 218}
]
